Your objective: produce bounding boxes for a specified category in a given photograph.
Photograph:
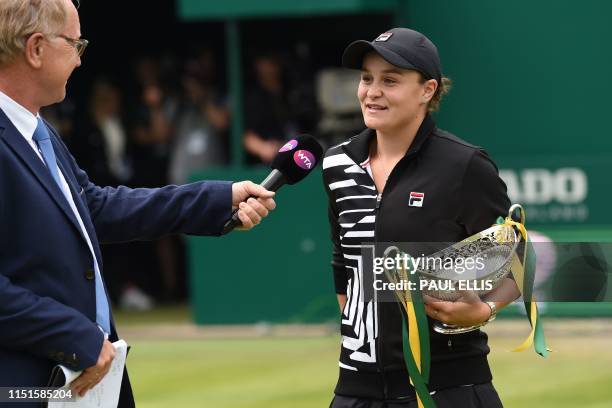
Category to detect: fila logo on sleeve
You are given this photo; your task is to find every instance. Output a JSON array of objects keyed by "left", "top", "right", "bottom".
[{"left": 409, "top": 192, "right": 424, "bottom": 207}]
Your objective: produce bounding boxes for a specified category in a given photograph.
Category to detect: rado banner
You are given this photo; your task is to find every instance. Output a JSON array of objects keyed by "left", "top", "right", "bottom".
[{"left": 496, "top": 156, "right": 609, "bottom": 226}]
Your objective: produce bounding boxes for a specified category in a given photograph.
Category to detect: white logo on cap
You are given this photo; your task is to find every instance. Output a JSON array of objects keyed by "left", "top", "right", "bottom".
[{"left": 375, "top": 32, "right": 393, "bottom": 42}]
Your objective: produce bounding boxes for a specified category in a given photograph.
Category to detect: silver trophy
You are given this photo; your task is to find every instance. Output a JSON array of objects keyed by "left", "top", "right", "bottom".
[{"left": 384, "top": 205, "right": 525, "bottom": 334}]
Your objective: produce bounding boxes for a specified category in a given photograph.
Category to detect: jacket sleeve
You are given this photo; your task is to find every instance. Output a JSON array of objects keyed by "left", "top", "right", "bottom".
[
  {"left": 323, "top": 168, "right": 348, "bottom": 294},
  {"left": 56, "top": 134, "right": 233, "bottom": 243},
  {"left": 457, "top": 149, "right": 511, "bottom": 235}
]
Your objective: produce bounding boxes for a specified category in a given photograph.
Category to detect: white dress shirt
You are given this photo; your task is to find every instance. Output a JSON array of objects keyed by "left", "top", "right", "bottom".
[{"left": 0, "top": 90, "right": 109, "bottom": 335}]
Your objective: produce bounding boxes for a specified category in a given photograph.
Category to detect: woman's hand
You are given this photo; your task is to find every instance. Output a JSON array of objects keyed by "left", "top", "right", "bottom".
[{"left": 423, "top": 291, "right": 491, "bottom": 327}]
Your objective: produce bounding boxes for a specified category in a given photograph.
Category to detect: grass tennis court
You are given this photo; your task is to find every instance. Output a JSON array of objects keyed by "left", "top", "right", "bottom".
[{"left": 115, "top": 309, "right": 612, "bottom": 407}]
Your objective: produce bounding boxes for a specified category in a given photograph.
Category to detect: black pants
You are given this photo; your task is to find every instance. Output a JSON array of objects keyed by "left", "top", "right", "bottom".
[{"left": 330, "top": 383, "right": 503, "bottom": 408}]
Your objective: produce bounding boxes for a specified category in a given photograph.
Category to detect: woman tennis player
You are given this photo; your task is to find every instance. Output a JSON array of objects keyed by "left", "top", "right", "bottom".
[{"left": 322, "top": 27, "right": 517, "bottom": 407}]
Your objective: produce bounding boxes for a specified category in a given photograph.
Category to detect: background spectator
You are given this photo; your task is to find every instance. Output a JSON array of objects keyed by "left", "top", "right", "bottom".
[
  {"left": 69, "top": 78, "right": 156, "bottom": 310},
  {"left": 169, "top": 52, "right": 230, "bottom": 185},
  {"left": 243, "top": 53, "right": 299, "bottom": 165}
]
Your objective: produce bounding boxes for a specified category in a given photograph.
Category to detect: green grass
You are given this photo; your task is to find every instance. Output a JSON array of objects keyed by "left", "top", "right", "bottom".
[
  {"left": 489, "top": 336, "right": 612, "bottom": 407},
  {"left": 127, "top": 337, "right": 339, "bottom": 408},
  {"left": 124, "top": 333, "right": 612, "bottom": 407}
]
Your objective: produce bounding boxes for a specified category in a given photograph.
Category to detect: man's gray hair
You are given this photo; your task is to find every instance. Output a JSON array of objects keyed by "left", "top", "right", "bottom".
[{"left": 0, "top": 0, "right": 68, "bottom": 66}]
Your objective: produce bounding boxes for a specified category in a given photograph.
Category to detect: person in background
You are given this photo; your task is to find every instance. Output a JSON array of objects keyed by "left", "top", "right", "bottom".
[
  {"left": 128, "top": 57, "right": 176, "bottom": 187},
  {"left": 243, "top": 53, "right": 298, "bottom": 165},
  {"left": 71, "top": 78, "right": 131, "bottom": 187},
  {"left": 70, "top": 78, "right": 157, "bottom": 310},
  {"left": 126, "top": 57, "right": 184, "bottom": 307},
  {"left": 169, "top": 56, "right": 229, "bottom": 185},
  {"left": 164, "top": 57, "right": 231, "bottom": 302}
]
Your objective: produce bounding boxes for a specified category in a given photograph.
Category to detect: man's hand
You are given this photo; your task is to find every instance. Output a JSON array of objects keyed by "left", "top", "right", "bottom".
[
  {"left": 423, "top": 291, "right": 491, "bottom": 327},
  {"left": 71, "top": 339, "right": 116, "bottom": 397},
  {"left": 231, "top": 181, "right": 276, "bottom": 230}
]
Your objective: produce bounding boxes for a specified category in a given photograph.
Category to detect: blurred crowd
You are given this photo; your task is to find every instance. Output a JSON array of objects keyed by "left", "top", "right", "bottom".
[{"left": 41, "top": 49, "right": 346, "bottom": 310}]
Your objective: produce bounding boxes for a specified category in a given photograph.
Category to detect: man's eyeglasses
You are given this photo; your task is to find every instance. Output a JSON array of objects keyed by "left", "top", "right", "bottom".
[{"left": 57, "top": 35, "right": 89, "bottom": 57}]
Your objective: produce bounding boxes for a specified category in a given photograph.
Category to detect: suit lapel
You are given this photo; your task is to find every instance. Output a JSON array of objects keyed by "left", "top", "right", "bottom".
[
  {"left": 0, "top": 110, "right": 86, "bottom": 242},
  {"left": 52, "top": 139, "right": 111, "bottom": 314},
  {"left": 53, "top": 140, "right": 104, "bottom": 269}
]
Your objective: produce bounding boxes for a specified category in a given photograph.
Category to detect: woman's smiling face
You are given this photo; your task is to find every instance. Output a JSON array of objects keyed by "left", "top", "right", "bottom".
[{"left": 358, "top": 52, "right": 437, "bottom": 134}]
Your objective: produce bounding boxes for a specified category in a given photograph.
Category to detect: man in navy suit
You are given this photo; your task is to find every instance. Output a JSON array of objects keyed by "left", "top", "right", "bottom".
[{"left": 0, "top": 0, "right": 276, "bottom": 406}]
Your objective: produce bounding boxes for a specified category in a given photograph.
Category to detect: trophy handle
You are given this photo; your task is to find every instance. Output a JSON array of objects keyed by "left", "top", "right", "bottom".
[
  {"left": 508, "top": 203, "right": 525, "bottom": 224},
  {"left": 433, "top": 321, "right": 485, "bottom": 334}
]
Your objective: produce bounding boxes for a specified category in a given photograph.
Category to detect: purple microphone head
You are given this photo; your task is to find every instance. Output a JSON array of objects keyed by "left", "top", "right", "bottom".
[{"left": 271, "top": 134, "right": 323, "bottom": 184}]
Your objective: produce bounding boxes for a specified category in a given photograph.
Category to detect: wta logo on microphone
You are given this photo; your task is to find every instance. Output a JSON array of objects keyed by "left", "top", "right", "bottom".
[{"left": 294, "top": 150, "right": 316, "bottom": 170}]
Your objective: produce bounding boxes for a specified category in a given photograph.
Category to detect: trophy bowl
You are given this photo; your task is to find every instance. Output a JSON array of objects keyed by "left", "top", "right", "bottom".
[
  {"left": 383, "top": 205, "right": 525, "bottom": 334},
  {"left": 417, "top": 222, "right": 519, "bottom": 301}
]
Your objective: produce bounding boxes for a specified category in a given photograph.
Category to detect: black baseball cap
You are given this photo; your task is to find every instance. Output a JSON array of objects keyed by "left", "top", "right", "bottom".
[{"left": 342, "top": 28, "right": 442, "bottom": 84}]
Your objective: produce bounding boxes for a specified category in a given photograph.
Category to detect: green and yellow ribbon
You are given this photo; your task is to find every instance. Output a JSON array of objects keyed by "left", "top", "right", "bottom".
[
  {"left": 395, "top": 259, "right": 436, "bottom": 408},
  {"left": 497, "top": 216, "right": 551, "bottom": 357}
]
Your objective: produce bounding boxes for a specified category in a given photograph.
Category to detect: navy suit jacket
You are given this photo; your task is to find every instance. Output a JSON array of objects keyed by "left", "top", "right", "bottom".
[{"left": 0, "top": 108, "right": 231, "bottom": 401}]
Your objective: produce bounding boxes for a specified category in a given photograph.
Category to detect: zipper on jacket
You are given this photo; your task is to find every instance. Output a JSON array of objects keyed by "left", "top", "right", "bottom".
[
  {"left": 373, "top": 190, "right": 387, "bottom": 398},
  {"left": 371, "top": 153, "right": 417, "bottom": 399}
]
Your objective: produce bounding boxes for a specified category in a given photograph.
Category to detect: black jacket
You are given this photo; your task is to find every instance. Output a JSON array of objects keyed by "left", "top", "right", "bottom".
[{"left": 322, "top": 114, "right": 510, "bottom": 400}]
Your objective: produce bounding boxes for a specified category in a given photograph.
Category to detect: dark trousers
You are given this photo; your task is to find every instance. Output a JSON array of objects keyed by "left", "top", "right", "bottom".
[
  {"left": 330, "top": 382, "right": 503, "bottom": 408},
  {"left": 117, "top": 368, "right": 135, "bottom": 408}
]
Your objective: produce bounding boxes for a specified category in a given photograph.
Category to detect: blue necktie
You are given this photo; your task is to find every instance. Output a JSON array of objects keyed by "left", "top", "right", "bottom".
[{"left": 32, "top": 118, "right": 111, "bottom": 334}]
